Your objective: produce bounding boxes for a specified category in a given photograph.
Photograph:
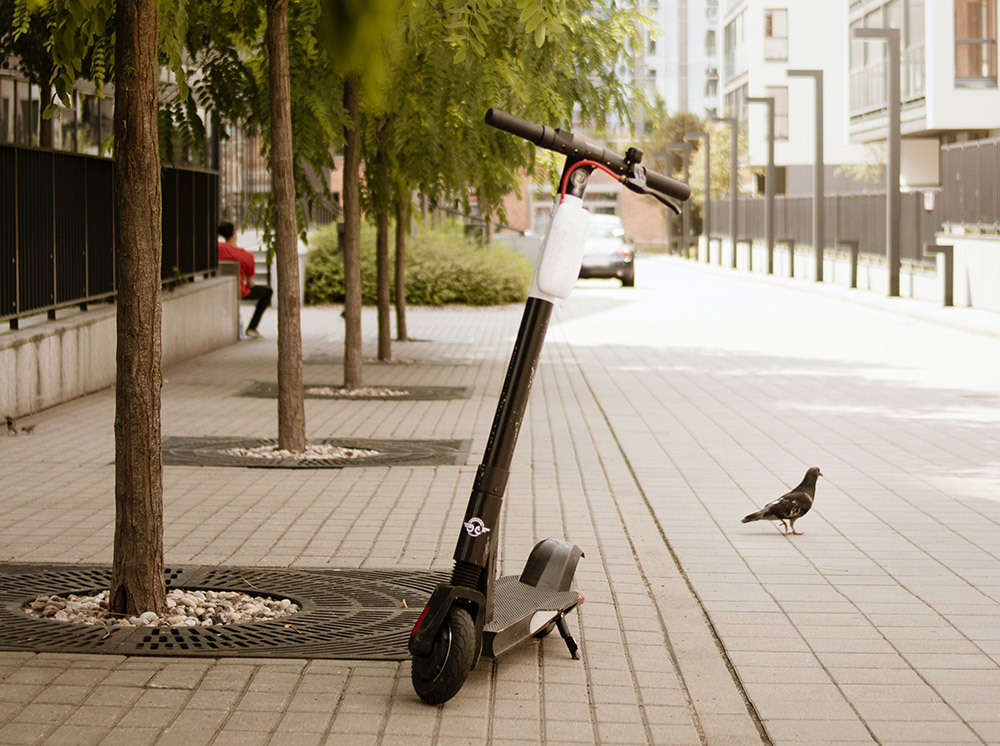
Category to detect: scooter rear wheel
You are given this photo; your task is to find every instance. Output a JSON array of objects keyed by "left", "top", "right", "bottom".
[{"left": 411, "top": 606, "right": 476, "bottom": 704}]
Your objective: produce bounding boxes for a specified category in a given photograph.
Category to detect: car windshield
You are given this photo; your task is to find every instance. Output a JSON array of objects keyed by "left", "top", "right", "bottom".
[{"left": 589, "top": 219, "right": 626, "bottom": 240}]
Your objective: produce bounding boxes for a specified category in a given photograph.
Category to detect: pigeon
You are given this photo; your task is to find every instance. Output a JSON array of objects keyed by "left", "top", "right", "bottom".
[
  {"left": 741, "top": 467, "right": 822, "bottom": 535},
  {"left": 5, "top": 416, "right": 16, "bottom": 436}
]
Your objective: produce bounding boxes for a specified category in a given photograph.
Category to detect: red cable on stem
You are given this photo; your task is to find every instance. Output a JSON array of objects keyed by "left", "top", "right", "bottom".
[{"left": 558, "top": 159, "right": 623, "bottom": 202}]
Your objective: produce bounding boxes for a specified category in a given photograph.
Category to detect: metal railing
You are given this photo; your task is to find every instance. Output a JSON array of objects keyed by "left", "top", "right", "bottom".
[
  {"left": 940, "top": 136, "right": 1000, "bottom": 231},
  {"left": 708, "top": 190, "right": 942, "bottom": 265},
  {"left": 1, "top": 144, "right": 219, "bottom": 328},
  {"left": 217, "top": 127, "right": 340, "bottom": 231},
  {"left": 849, "top": 44, "right": 926, "bottom": 116}
]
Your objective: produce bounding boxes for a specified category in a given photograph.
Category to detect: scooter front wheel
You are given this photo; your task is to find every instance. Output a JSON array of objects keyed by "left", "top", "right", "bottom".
[{"left": 411, "top": 606, "right": 476, "bottom": 704}]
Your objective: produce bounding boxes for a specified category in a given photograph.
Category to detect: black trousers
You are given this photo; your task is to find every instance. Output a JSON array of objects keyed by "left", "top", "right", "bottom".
[{"left": 245, "top": 285, "right": 273, "bottom": 331}]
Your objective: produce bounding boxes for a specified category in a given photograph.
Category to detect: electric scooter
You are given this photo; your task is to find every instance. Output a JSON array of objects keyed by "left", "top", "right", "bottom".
[{"left": 408, "top": 109, "right": 691, "bottom": 704}]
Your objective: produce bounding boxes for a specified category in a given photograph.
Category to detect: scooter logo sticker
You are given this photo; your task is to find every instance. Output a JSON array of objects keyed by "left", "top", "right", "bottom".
[{"left": 463, "top": 517, "right": 491, "bottom": 537}]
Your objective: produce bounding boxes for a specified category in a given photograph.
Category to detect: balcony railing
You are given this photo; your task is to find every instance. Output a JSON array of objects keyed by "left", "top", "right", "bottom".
[{"left": 849, "top": 43, "right": 926, "bottom": 117}]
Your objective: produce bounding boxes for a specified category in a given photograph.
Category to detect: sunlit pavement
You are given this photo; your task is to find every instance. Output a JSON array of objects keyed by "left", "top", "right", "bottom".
[{"left": 1, "top": 254, "right": 999, "bottom": 745}]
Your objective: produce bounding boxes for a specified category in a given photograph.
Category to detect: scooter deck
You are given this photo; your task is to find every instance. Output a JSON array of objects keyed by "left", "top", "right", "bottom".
[{"left": 482, "top": 574, "right": 581, "bottom": 659}]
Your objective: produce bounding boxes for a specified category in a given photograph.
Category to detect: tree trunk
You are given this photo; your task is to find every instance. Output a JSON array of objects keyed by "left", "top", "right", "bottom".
[
  {"left": 342, "top": 76, "right": 363, "bottom": 389},
  {"left": 376, "top": 207, "right": 391, "bottom": 360},
  {"left": 394, "top": 197, "right": 408, "bottom": 342},
  {"left": 110, "top": 0, "right": 165, "bottom": 617},
  {"left": 267, "top": 0, "right": 306, "bottom": 452},
  {"left": 375, "top": 125, "right": 391, "bottom": 361}
]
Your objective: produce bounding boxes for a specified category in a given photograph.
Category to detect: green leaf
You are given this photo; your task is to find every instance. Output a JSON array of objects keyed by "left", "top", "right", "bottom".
[{"left": 534, "top": 23, "right": 546, "bottom": 47}]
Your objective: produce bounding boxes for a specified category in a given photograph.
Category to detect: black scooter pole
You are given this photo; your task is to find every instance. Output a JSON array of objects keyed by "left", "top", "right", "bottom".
[
  {"left": 451, "top": 297, "right": 553, "bottom": 615},
  {"left": 408, "top": 297, "right": 554, "bottom": 664}
]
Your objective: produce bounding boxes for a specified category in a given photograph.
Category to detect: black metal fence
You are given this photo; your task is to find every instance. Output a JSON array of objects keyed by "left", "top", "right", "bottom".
[
  {"left": 1, "top": 144, "right": 218, "bottom": 328},
  {"left": 708, "top": 190, "right": 943, "bottom": 265}
]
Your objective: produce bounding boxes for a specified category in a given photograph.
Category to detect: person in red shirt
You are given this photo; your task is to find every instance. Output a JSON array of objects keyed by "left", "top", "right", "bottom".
[{"left": 218, "top": 221, "right": 273, "bottom": 337}]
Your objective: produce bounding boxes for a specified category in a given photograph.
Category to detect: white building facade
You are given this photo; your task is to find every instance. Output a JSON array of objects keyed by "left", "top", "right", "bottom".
[
  {"left": 849, "top": 0, "right": 1000, "bottom": 187},
  {"left": 720, "top": 0, "right": 868, "bottom": 195},
  {"left": 632, "top": 0, "right": 723, "bottom": 124}
]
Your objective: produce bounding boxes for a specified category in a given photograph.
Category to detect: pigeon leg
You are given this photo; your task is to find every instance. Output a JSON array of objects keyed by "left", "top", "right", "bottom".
[
  {"left": 789, "top": 520, "right": 803, "bottom": 536},
  {"left": 778, "top": 520, "right": 790, "bottom": 533}
]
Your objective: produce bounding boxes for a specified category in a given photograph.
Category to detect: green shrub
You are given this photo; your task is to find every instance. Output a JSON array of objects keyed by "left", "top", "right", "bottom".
[{"left": 304, "top": 222, "right": 532, "bottom": 306}]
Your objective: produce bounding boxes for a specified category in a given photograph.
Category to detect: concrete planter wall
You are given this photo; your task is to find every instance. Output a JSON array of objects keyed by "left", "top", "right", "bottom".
[
  {"left": 701, "top": 237, "right": 949, "bottom": 305},
  {"left": 933, "top": 232, "right": 1000, "bottom": 313},
  {"left": 1, "top": 277, "right": 238, "bottom": 419}
]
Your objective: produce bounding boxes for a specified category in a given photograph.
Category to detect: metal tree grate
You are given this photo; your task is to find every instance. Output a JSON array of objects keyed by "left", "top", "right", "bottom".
[
  {"left": 0, "top": 564, "right": 447, "bottom": 659},
  {"left": 241, "top": 383, "right": 474, "bottom": 400},
  {"left": 162, "top": 437, "right": 470, "bottom": 468},
  {"left": 302, "top": 355, "right": 473, "bottom": 367}
]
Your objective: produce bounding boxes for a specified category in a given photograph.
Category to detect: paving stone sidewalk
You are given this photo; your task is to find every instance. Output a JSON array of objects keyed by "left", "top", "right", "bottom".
[{"left": 1, "top": 255, "right": 999, "bottom": 745}]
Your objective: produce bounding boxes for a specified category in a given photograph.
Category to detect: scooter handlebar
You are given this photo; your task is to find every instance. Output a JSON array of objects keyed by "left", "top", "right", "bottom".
[{"left": 485, "top": 108, "right": 691, "bottom": 202}]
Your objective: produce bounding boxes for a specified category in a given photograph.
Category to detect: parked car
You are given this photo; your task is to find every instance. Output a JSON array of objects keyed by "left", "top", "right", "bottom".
[{"left": 578, "top": 214, "right": 636, "bottom": 287}]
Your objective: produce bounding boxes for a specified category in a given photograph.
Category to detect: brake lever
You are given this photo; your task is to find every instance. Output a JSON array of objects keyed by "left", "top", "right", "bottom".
[
  {"left": 621, "top": 175, "right": 682, "bottom": 215},
  {"left": 648, "top": 190, "right": 682, "bottom": 215}
]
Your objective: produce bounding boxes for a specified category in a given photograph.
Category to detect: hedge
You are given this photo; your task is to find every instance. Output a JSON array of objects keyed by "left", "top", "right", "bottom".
[{"left": 304, "top": 222, "right": 533, "bottom": 306}]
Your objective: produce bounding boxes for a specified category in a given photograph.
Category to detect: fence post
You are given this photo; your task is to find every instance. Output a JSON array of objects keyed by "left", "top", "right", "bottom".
[
  {"left": 924, "top": 243, "right": 954, "bottom": 307},
  {"left": 839, "top": 240, "right": 859, "bottom": 289}
]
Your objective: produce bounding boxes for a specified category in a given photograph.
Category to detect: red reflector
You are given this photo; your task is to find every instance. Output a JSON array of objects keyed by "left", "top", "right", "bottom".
[
  {"left": 411, "top": 606, "right": 430, "bottom": 636},
  {"left": 618, "top": 248, "right": 632, "bottom": 258}
]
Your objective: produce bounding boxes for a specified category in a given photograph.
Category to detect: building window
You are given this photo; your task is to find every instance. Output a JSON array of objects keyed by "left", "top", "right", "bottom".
[
  {"left": 726, "top": 83, "right": 748, "bottom": 120},
  {"left": 724, "top": 10, "right": 747, "bottom": 80},
  {"left": 765, "top": 86, "right": 789, "bottom": 139},
  {"left": 955, "top": 0, "right": 997, "bottom": 84},
  {"left": 764, "top": 8, "right": 788, "bottom": 61}
]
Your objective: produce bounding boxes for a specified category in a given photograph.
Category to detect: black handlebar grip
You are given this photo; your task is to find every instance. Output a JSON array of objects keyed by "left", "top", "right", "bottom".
[
  {"left": 646, "top": 169, "right": 692, "bottom": 202},
  {"left": 485, "top": 108, "right": 547, "bottom": 146}
]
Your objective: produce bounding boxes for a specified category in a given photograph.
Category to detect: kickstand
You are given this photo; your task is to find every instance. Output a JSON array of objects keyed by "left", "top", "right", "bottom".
[{"left": 555, "top": 614, "right": 580, "bottom": 660}]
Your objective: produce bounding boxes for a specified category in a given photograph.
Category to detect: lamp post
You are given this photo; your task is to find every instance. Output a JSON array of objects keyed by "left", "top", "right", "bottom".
[
  {"left": 854, "top": 27, "right": 901, "bottom": 297},
  {"left": 746, "top": 96, "right": 775, "bottom": 274},
  {"left": 685, "top": 130, "right": 711, "bottom": 262},
  {"left": 710, "top": 117, "right": 738, "bottom": 268},
  {"left": 787, "top": 69, "right": 825, "bottom": 282},
  {"left": 668, "top": 142, "right": 691, "bottom": 256}
]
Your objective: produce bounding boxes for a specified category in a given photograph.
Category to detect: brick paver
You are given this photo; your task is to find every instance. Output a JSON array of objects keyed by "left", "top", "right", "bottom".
[{"left": 2, "top": 255, "right": 1000, "bottom": 744}]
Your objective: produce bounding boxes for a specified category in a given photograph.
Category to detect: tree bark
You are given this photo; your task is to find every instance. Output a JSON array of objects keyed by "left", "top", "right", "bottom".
[
  {"left": 375, "top": 124, "right": 391, "bottom": 361},
  {"left": 267, "top": 0, "right": 306, "bottom": 452},
  {"left": 394, "top": 197, "right": 408, "bottom": 342},
  {"left": 342, "top": 75, "right": 363, "bottom": 389},
  {"left": 110, "top": 0, "right": 165, "bottom": 617}
]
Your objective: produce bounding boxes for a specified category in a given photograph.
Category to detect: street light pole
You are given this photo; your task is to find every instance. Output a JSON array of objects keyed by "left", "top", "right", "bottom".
[
  {"left": 746, "top": 96, "right": 775, "bottom": 274},
  {"left": 854, "top": 27, "right": 901, "bottom": 297},
  {"left": 685, "top": 130, "right": 711, "bottom": 262},
  {"left": 787, "top": 69, "right": 825, "bottom": 282},
  {"left": 711, "top": 117, "right": 738, "bottom": 268},
  {"left": 669, "top": 142, "right": 691, "bottom": 256}
]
